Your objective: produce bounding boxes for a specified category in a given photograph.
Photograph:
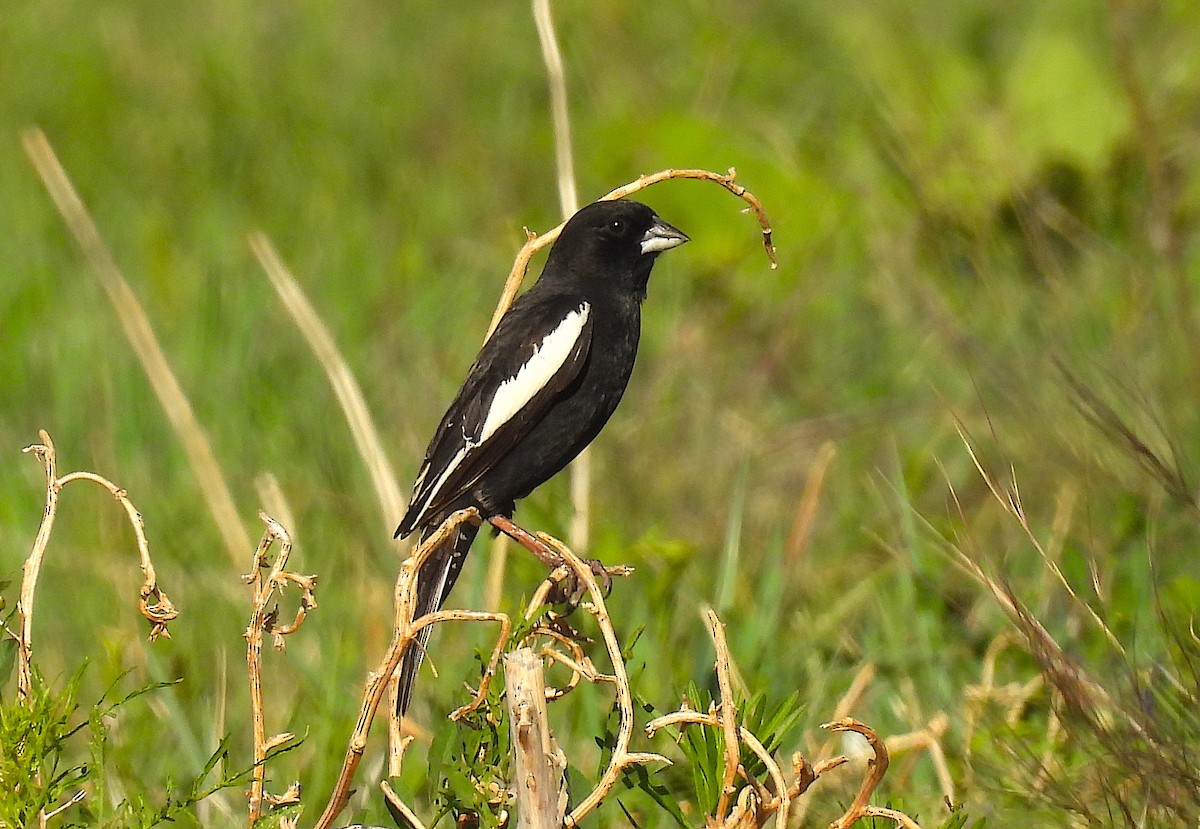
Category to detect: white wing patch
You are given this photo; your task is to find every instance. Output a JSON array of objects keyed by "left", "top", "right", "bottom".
[
  {"left": 480, "top": 303, "right": 590, "bottom": 442},
  {"left": 410, "top": 303, "right": 590, "bottom": 523}
]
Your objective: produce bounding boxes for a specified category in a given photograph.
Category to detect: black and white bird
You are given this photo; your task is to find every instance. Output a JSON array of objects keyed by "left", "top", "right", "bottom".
[{"left": 393, "top": 198, "right": 689, "bottom": 714}]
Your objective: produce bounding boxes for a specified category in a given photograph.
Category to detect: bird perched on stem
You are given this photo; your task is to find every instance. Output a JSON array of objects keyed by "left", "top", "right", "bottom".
[{"left": 394, "top": 198, "right": 689, "bottom": 714}]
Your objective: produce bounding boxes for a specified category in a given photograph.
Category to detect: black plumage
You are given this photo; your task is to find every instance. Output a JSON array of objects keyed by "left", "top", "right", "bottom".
[{"left": 393, "top": 198, "right": 689, "bottom": 714}]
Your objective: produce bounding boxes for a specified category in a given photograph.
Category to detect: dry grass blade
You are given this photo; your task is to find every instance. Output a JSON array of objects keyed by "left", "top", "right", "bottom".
[
  {"left": 532, "top": 0, "right": 579, "bottom": 222},
  {"left": 955, "top": 421, "right": 1127, "bottom": 656},
  {"left": 249, "top": 232, "right": 407, "bottom": 533},
  {"left": 1055, "top": 362, "right": 1196, "bottom": 510},
  {"left": 21, "top": 127, "right": 251, "bottom": 565}
]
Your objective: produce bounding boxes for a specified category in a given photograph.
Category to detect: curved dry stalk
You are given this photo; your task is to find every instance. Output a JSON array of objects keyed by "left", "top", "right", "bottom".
[
  {"left": 243, "top": 513, "right": 316, "bottom": 824},
  {"left": 823, "top": 718, "right": 923, "bottom": 829},
  {"left": 485, "top": 167, "right": 778, "bottom": 340},
  {"left": 536, "top": 627, "right": 594, "bottom": 699},
  {"left": 313, "top": 508, "right": 512, "bottom": 829},
  {"left": 525, "top": 567, "right": 572, "bottom": 613},
  {"left": 788, "top": 753, "right": 850, "bottom": 801},
  {"left": 16, "top": 430, "right": 178, "bottom": 700},
  {"left": 531, "top": 535, "right": 670, "bottom": 827},
  {"left": 646, "top": 628, "right": 922, "bottom": 829}
]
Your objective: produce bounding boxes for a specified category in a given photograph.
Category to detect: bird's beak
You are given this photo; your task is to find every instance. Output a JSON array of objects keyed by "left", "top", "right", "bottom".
[{"left": 640, "top": 216, "right": 690, "bottom": 255}]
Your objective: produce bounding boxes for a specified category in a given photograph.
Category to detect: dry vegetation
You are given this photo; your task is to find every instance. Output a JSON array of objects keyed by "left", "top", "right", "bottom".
[{"left": 5, "top": 2, "right": 1199, "bottom": 829}]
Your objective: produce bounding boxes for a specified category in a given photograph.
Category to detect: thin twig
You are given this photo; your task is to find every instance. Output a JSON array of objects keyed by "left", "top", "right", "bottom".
[
  {"left": 23, "top": 128, "right": 252, "bottom": 565},
  {"left": 16, "top": 430, "right": 178, "bottom": 700},
  {"left": 381, "top": 779, "right": 427, "bottom": 829},
  {"left": 536, "top": 626, "right": 593, "bottom": 698}
]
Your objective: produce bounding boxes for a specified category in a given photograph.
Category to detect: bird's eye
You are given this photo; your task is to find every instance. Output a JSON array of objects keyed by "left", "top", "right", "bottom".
[{"left": 607, "top": 219, "right": 626, "bottom": 235}]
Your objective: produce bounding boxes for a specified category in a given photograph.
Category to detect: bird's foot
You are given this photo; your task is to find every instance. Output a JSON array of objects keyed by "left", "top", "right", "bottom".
[
  {"left": 544, "top": 555, "right": 613, "bottom": 608},
  {"left": 488, "top": 514, "right": 619, "bottom": 608}
]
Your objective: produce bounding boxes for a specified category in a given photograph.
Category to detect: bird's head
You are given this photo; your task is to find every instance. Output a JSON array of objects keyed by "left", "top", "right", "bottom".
[{"left": 543, "top": 199, "right": 689, "bottom": 299}]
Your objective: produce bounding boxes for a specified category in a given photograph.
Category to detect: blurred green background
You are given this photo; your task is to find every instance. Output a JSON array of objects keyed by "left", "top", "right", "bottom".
[{"left": 3, "top": 0, "right": 1199, "bottom": 826}]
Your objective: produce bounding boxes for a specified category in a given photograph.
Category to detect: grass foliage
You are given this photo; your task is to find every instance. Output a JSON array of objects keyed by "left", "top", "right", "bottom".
[{"left": 3, "top": 1, "right": 1200, "bottom": 827}]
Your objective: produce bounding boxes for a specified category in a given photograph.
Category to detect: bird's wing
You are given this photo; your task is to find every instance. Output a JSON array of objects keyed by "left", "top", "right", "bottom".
[{"left": 396, "top": 297, "right": 593, "bottom": 536}]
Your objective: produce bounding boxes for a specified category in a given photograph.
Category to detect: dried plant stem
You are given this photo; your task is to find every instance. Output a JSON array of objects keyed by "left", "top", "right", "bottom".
[
  {"left": 39, "top": 789, "right": 87, "bottom": 828},
  {"left": 648, "top": 613, "right": 923, "bottom": 829},
  {"left": 313, "top": 508, "right": 511, "bottom": 829},
  {"left": 785, "top": 440, "right": 836, "bottom": 562},
  {"left": 885, "top": 714, "right": 954, "bottom": 806},
  {"left": 17, "top": 430, "right": 177, "bottom": 700},
  {"left": 22, "top": 128, "right": 252, "bottom": 565},
  {"left": 523, "top": 534, "right": 668, "bottom": 827},
  {"left": 534, "top": 627, "right": 588, "bottom": 700},
  {"left": 485, "top": 167, "right": 777, "bottom": 340},
  {"left": 242, "top": 513, "right": 316, "bottom": 824},
  {"left": 249, "top": 233, "right": 407, "bottom": 532},
  {"left": 254, "top": 472, "right": 299, "bottom": 542},
  {"left": 705, "top": 609, "right": 743, "bottom": 822},
  {"left": 824, "top": 719, "right": 923, "bottom": 829},
  {"left": 505, "top": 647, "right": 568, "bottom": 829}
]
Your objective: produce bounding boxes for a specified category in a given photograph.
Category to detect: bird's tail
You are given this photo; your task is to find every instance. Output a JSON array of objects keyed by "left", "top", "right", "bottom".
[{"left": 395, "top": 520, "right": 479, "bottom": 716}]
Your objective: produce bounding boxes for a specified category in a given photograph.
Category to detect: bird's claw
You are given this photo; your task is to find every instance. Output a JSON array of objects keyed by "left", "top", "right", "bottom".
[{"left": 546, "top": 555, "right": 612, "bottom": 609}]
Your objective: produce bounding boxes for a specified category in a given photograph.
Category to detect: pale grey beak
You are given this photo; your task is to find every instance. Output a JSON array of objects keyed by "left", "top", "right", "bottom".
[{"left": 640, "top": 216, "right": 690, "bottom": 255}]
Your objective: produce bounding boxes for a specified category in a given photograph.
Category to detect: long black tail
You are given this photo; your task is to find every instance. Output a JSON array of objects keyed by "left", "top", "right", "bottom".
[{"left": 395, "top": 520, "right": 480, "bottom": 716}]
